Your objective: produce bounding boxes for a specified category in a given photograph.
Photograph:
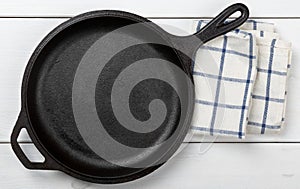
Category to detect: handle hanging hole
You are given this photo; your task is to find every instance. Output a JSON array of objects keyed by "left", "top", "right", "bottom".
[
  {"left": 18, "top": 128, "right": 45, "bottom": 163},
  {"left": 221, "top": 10, "right": 243, "bottom": 26},
  {"left": 231, "top": 10, "right": 242, "bottom": 18}
]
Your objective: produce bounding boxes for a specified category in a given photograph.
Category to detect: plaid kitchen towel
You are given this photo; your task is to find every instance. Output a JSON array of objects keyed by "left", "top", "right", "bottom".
[
  {"left": 191, "top": 20, "right": 292, "bottom": 138},
  {"left": 190, "top": 23, "right": 258, "bottom": 138},
  {"left": 241, "top": 23, "right": 292, "bottom": 134},
  {"left": 247, "top": 38, "right": 292, "bottom": 134}
]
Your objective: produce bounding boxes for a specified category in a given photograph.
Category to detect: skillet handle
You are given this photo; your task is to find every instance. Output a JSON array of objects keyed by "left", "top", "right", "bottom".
[
  {"left": 194, "top": 3, "right": 249, "bottom": 43},
  {"left": 11, "top": 110, "right": 60, "bottom": 170}
]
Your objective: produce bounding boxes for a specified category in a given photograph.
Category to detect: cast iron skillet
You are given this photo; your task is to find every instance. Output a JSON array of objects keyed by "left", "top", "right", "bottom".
[{"left": 11, "top": 3, "right": 249, "bottom": 184}]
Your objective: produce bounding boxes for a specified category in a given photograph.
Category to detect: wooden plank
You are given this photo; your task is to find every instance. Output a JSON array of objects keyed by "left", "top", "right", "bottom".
[
  {"left": 0, "top": 18, "right": 299, "bottom": 142},
  {"left": 1, "top": 143, "right": 300, "bottom": 188},
  {"left": 0, "top": 0, "right": 299, "bottom": 17}
]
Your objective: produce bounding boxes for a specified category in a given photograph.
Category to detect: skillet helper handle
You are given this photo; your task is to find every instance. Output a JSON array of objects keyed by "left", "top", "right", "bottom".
[
  {"left": 196, "top": 3, "right": 249, "bottom": 43},
  {"left": 11, "top": 110, "right": 60, "bottom": 170}
]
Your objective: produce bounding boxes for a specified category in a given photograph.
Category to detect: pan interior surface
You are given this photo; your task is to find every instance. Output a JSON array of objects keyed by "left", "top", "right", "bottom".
[{"left": 25, "top": 13, "right": 193, "bottom": 181}]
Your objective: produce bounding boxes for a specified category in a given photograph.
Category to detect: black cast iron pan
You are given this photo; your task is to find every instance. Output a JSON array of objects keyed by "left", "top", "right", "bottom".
[{"left": 11, "top": 3, "right": 249, "bottom": 184}]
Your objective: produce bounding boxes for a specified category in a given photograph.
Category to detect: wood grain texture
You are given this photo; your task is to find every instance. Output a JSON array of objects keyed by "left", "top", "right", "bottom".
[
  {"left": 0, "top": 19, "right": 298, "bottom": 142},
  {"left": 0, "top": 0, "right": 298, "bottom": 17},
  {"left": 1, "top": 143, "right": 300, "bottom": 189}
]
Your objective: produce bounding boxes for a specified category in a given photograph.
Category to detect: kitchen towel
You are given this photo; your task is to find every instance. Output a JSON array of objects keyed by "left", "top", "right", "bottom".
[
  {"left": 247, "top": 37, "right": 292, "bottom": 134},
  {"left": 191, "top": 20, "right": 292, "bottom": 138},
  {"left": 190, "top": 24, "right": 258, "bottom": 139}
]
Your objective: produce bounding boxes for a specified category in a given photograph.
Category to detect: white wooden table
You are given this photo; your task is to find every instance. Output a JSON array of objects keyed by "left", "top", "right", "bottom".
[{"left": 1, "top": 0, "right": 300, "bottom": 188}]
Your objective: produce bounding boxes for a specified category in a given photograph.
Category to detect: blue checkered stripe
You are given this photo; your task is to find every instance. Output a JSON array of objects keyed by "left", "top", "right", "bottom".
[{"left": 191, "top": 21, "right": 256, "bottom": 138}]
